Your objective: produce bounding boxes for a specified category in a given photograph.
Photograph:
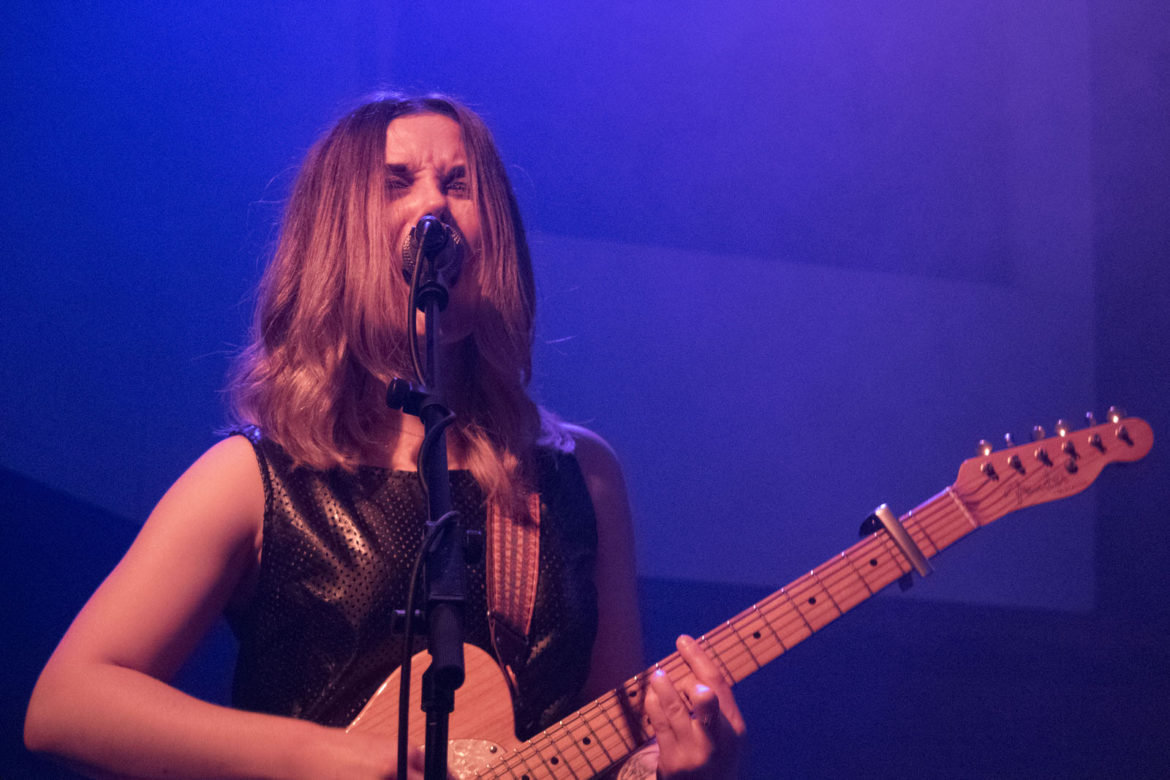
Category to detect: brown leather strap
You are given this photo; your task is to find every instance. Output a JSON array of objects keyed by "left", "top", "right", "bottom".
[{"left": 486, "top": 493, "right": 542, "bottom": 677}]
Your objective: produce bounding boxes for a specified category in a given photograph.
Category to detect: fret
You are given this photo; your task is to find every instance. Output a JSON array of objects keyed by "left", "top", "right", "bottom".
[
  {"left": 815, "top": 554, "right": 868, "bottom": 612},
  {"left": 701, "top": 622, "right": 758, "bottom": 681},
  {"left": 711, "top": 617, "right": 758, "bottom": 673},
  {"left": 721, "top": 614, "right": 764, "bottom": 669},
  {"left": 694, "top": 632, "right": 738, "bottom": 683},
  {"left": 904, "top": 514, "right": 940, "bottom": 559},
  {"left": 766, "top": 588, "right": 814, "bottom": 648},
  {"left": 587, "top": 693, "right": 638, "bottom": 760},
  {"left": 726, "top": 603, "right": 785, "bottom": 670},
  {"left": 545, "top": 724, "right": 594, "bottom": 778},
  {"left": 844, "top": 536, "right": 901, "bottom": 593},
  {"left": 808, "top": 565, "right": 843, "bottom": 614},
  {"left": 525, "top": 735, "right": 558, "bottom": 779},
  {"left": 773, "top": 587, "right": 815, "bottom": 644},
  {"left": 530, "top": 731, "right": 579, "bottom": 779},
  {"left": 912, "top": 491, "right": 979, "bottom": 553},
  {"left": 561, "top": 715, "right": 610, "bottom": 771},
  {"left": 615, "top": 686, "right": 648, "bottom": 747},
  {"left": 917, "top": 506, "right": 970, "bottom": 552},
  {"left": 788, "top": 573, "right": 842, "bottom": 631},
  {"left": 496, "top": 747, "right": 542, "bottom": 779},
  {"left": 944, "top": 486, "right": 980, "bottom": 530},
  {"left": 576, "top": 701, "right": 618, "bottom": 766},
  {"left": 876, "top": 530, "right": 914, "bottom": 578},
  {"left": 749, "top": 602, "right": 788, "bottom": 659}
]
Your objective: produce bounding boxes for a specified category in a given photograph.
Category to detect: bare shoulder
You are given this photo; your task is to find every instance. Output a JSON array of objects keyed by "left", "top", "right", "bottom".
[
  {"left": 175, "top": 434, "right": 264, "bottom": 508},
  {"left": 559, "top": 423, "right": 626, "bottom": 491},
  {"left": 40, "top": 434, "right": 266, "bottom": 680},
  {"left": 117, "top": 431, "right": 266, "bottom": 588},
  {"left": 141, "top": 434, "right": 265, "bottom": 546}
]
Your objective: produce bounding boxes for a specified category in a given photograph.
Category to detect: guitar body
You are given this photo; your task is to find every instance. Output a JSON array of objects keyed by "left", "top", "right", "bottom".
[{"left": 348, "top": 644, "right": 523, "bottom": 776}]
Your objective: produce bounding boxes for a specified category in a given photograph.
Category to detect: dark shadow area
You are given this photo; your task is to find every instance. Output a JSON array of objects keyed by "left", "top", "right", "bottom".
[
  {"left": 1, "top": 467, "right": 236, "bottom": 779},
  {"left": 640, "top": 576, "right": 1170, "bottom": 779}
]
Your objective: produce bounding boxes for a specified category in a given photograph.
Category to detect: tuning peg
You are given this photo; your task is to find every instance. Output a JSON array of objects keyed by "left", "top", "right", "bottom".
[
  {"left": 1055, "top": 419, "right": 1070, "bottom": 437},
  {"left": 1108, "top": 406, "right": 1126, "bottom": 423},
  {"left": 1004, "top": 432, "right": 1016, "bottom": 448},
  {"left": 1085, "top": 412, "right": 1097, "bottom": 427},
  {"left": 977, "top": 439, "right": 993, "bottom": 457},
  {"left": 1031, "top": 425, "right": 1046, "bottom": 441}
]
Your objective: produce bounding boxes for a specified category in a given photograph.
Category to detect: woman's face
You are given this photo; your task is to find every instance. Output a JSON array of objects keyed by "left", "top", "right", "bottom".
[{"left": 384, "top": 112, "right": 483, "bottom": 343}]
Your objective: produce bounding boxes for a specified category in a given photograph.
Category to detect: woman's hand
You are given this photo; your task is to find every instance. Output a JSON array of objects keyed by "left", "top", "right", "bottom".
[{"left": 643, "top": 635, "right": 746, "bottom": 779}]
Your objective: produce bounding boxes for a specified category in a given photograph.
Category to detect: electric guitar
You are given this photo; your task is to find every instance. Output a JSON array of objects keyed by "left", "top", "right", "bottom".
[{"left": 347, "top": 413, "right": 1153, "bottom": 778}]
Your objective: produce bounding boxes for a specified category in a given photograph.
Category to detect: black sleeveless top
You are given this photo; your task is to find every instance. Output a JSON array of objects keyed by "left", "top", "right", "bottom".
[{"left": 225, "top": 430, "right": 600, "bottom": 740}]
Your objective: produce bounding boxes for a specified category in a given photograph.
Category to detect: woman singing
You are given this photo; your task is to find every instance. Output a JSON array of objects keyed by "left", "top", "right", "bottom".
[{"left": 25, "top": 93, "right": 745, "bottom": 779}]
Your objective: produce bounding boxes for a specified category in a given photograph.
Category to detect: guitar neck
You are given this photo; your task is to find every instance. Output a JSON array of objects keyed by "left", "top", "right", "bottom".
[
  {"left": 480, "top": 488, "right": 975, "bottom": 778},
  {"left": 654, "top": 487, "right": 975, "bottom": 688},
  {"left": 473, "top": 415, "right": 1152, "bottom": 778}
]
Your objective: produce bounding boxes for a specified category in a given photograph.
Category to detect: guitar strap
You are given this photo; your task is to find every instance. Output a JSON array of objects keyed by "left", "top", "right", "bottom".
[{"left": 485, "top": 492, "right": 542, "bottom": 692}]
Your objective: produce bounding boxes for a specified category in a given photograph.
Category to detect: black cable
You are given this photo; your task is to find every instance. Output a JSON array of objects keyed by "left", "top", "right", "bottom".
[
  {"left": 414, "top": 408, "right": 456, "bottom": 506},
  {"left": 406, "top": 232, "right": 428, "bottom": 389},
  {"left": 396, "top": 509, "right": 459, "bottom": 780}
]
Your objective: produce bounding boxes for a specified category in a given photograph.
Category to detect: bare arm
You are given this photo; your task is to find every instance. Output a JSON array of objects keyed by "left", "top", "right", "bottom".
[
  {"left": 24, "top": 436, "right": 420, "bottom": 780},
  {"left": 568, "top": 426, "right": 746, "bottom": 779},
  {"left": 566, "top": 424, "right": 646, "bottom": 699}
]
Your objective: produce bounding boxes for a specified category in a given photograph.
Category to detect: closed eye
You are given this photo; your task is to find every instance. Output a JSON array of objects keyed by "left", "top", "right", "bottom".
[
  {"left": 385, "top": 164, "right": 412, "bottom": 194},
  {"left": 444, "top": 166, "right": 470, "bottom": 198}
]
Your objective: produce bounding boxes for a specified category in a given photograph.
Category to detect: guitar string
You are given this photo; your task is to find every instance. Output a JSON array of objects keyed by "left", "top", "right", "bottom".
[
  {"left": 480, "top": 505, "right": 948, "bottom": 775},
  {"left": 375, "top": 441, "right": 1110, "bottom": 778},
  {"left": 485, "top": 501, "right": 979, "bottom": 776},
  {"left": 500, "top": 456, "right": 1098, "bottom": 773}
]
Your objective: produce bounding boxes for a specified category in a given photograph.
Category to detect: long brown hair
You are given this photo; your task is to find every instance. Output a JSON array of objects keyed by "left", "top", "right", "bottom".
[{"left": 228, "top": 92, "right": 562, "bottom": 514}]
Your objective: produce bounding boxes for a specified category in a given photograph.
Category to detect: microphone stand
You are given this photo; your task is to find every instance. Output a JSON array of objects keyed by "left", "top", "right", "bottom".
[{"left": 388, "top": 253, "right": 466, "bottom": 780}]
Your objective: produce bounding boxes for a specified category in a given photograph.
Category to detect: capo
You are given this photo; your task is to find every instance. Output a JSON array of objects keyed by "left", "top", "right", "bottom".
[{"left": 859, "top": 504, "right": 934, "bottom": 588}]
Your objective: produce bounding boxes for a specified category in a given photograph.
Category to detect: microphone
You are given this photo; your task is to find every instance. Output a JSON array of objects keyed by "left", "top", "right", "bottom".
[{"left": 401, "top": 216, "right": 464, "bottom": 285}]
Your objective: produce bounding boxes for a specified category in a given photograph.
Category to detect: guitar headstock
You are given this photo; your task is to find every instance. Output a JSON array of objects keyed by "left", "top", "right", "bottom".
[{"left": 952, "top": 411, "right": 1153, "bottom": 526}]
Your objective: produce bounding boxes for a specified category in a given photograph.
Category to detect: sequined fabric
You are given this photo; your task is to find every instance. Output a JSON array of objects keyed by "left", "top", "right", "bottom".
[{"left": 225, "top": 429, "right": 599, "bottom": 739}]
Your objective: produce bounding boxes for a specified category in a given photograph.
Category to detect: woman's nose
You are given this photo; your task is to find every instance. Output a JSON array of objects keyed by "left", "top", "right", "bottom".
[{"left": 414, "top": 179, "right": 448, "bottom": 220}]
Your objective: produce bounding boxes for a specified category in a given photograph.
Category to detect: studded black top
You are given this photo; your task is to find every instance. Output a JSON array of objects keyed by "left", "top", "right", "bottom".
[{"left": 225, "top": 429, "right": 600, "bottom": 740}]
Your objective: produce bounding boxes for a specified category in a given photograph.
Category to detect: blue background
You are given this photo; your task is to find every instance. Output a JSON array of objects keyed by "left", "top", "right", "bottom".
[{"left": 3, "top": 1, "right": 1168, "bottom": 777}]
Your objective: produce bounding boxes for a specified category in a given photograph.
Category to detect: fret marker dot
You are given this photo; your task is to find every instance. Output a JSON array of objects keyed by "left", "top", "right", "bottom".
[
  {"left": 583, "top": 736, "right": 591, "bottom": 745},
  {"left": 869, "top": 558, "right": 878, "bottom": 567},
  {"left": 752, "top": 631, "right": 761, "bottom": 639},
  {"left": 808, "top": 596, "right": 817, "bottom": 605},
  {"left": 551, "top": 757, "right": 559, "bottom": 765}
]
